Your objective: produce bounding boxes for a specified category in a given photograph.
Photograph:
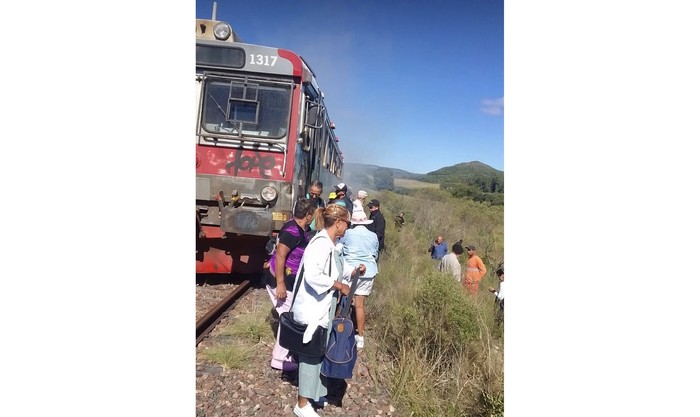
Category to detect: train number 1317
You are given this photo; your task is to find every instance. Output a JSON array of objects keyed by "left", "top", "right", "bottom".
[{"left": 249, "top": 54, "right": 278, "bottom": 66}]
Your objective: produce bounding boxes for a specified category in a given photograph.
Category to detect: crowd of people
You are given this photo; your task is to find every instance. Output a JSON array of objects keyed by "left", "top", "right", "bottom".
[
  {"left": 432, "top": 234, "right": 504, "bottom": 328},
  {"left": 265, "top": 181, "right": 386, "bottom": 417},
  {"left": 265, "top": 180, "right": 502, "bottom": 417}
]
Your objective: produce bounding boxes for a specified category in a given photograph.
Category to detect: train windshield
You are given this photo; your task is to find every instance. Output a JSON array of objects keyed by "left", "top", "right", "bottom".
[{"left": 200, "top": 76, "right": 292, "bottom": 139}]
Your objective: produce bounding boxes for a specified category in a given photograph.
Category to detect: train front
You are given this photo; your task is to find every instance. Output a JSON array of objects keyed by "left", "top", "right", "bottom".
[{"left": 195, "top": 19, "right": 305, "bottom": 274}]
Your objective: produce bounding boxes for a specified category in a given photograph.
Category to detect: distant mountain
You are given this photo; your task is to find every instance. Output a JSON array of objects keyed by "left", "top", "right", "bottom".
[
  {"left": 343, "top": 162, "right": 424, "bottom": 180},
  {"left": 343, "top": 160, "right": 503, "bottom": 204},
  {"left": 344, "top": 161, "right": 502, "bottom": 181}
]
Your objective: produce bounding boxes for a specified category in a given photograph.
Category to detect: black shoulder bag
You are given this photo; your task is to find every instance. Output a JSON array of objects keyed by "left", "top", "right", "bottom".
[{"left": 278, "top": 250, "right": 333, "bottom": 357}]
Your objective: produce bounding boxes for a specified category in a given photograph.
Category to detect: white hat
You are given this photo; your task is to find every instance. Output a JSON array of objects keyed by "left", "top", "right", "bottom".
[
  {"left": 350, "top": 210, "right": 374, "bottom": 225},
  {"left": 357, "top": 190, "right": 368, "bottom": 198}
]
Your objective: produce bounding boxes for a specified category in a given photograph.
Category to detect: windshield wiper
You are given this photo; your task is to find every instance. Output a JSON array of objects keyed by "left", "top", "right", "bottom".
[{"left": 208, "top": 94, "right": 240, "bottom": 135}]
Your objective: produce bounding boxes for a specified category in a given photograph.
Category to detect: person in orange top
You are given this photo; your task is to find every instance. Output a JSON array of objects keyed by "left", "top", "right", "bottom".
[{"left": 463, "top": 245, "right": 487, "bottom": 296}]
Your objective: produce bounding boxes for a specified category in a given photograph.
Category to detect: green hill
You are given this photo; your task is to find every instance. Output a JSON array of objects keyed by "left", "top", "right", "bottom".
[
  {"left": 342, "top": 161, "right": 503, "bottom": 205},
  {"left": 423, "top": 161, "right": 503, "bottom": 192}
]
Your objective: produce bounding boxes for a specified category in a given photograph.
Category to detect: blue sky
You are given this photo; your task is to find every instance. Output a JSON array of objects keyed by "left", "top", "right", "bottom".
[{"left": 196, "top": 0, "right": 503, "bottom": 174}]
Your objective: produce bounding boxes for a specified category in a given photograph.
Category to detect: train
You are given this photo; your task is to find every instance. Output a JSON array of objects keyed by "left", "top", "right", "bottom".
[{"left": 196, "top": 18, "right": 344, "bottom": 275}]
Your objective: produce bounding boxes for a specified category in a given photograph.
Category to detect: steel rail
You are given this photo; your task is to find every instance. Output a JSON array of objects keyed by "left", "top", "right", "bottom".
[{"left": 196, "top": 280, "right": 252, "bottom": 346}]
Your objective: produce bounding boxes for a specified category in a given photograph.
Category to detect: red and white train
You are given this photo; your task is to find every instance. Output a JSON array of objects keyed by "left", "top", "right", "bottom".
[{"left": 196, "top": 18, "right": 344, "bottom": 274}]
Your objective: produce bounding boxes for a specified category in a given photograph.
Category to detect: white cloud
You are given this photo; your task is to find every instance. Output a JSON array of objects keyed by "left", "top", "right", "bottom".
[{"left": 481, "top": 96, "right": 504, "bottom": 116}]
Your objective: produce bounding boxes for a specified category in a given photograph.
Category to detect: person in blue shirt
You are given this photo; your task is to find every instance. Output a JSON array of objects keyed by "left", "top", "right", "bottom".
[
  {"left": 338, "top": 210, "right": 379, "bottom": 349},
  {"left": 428, "top": 235, "right": 448, "bottom": 262}
]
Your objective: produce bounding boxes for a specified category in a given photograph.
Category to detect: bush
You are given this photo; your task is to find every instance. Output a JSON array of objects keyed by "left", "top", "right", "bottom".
[
  {"left": 414, "top": 271, "right": 479, "bottom": 360},
  {"left": 365, "top": 189, "right": 503, "bottom": 417}
]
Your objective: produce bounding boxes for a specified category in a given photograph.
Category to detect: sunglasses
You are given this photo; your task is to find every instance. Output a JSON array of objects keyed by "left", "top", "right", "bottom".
[
  {"left": 339, "top": 219, "right": 351, "bottom": 227},
  {"left": 309, "top": 192, "right": 320, "bottom": 197}
]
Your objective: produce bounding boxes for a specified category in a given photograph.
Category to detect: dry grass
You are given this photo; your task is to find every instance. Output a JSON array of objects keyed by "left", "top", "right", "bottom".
[
  {"left": 394, "top": 178, "right": 441, "bottom": 190},
  {"left": 202, "top": 300, "right": 273, "bottom": 369},
  {"left": 218, "top": 299, "right": 274, "bottom": 344},
  {"left": 365, "top": 189, "right": 504, "bottom": 417},
  {"left": 201, "top": 343, "right": 255, "bottom": 370}
]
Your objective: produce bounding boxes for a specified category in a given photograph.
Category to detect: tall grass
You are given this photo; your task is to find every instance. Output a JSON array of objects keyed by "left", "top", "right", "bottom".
[{"left": 366, "top": 190, "right": 504, "bottom": 417}]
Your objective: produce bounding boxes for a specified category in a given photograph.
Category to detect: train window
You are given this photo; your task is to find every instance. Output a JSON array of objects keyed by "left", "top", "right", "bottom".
[
  {"left": 196, "top": 45, "right": 246, "bottom": 69},
  {"left": 200, "top": 77, "right": 292, "bottom": 139},
  {"left": 228, "top": 99, "right": 258, "bottom": 123}
]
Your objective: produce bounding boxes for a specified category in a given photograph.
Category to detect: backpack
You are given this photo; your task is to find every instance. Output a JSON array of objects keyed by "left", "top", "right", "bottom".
[
  {"left": 321, "top": 272, "right": 359, "bottom": 379},
  {"left": 265, "top": 235, "right": 279, "bottom": 256}
]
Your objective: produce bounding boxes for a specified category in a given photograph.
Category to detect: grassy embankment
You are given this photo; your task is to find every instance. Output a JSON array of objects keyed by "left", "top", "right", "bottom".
[
  {"left": 202, "top": 184, "right": 505, "bottom": 416},
  {"left": 365, "top": 187, "right": 504, "bottom": 417}
]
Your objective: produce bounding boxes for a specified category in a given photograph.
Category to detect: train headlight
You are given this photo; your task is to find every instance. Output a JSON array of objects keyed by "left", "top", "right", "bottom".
[
  {"left": 213, "top": 23, "right": 231, "bottom": 40},
  {"left": 261, "top": 186, "right": 277, "bottom": 203}
]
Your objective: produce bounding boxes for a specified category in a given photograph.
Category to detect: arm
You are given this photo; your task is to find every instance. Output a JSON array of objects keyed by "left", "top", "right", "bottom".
[
  {"left": 490, "top": 282, "right": 504, "bottom": 300},
  {"left": 274, "top": 243, "right": 291, "bottom": 299},
  {"left": 476, "top": 257, "right": 487, "bottom": 280},
  {"left": 372, "top": 234, "right": 379, "bottom": 261},
  {"left": 376, "top": 216, "right": 386, "bottom": 249}
]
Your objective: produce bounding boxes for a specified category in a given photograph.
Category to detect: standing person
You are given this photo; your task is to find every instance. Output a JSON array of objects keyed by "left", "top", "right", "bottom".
[
  {"left": 428, "top": 235, "right": 448, "bottom": 262},
  {"left": 339, "top": 210, "right": 378, "bottom": 350},
  {"left": 293, "top": 181, "right": 326, "bottom": 233},
  {"left": 332, "top": 183, "right": 353, "bottom": 209},
  {"left": 291, "top": 204, "right": 367, "bottom": 417},
  {"left": 305, "top": 180, "right": 326, "bottom": 210},
  {"left": 264, "top": 198, "right": 317, "bottom": 371},
  {"left": 366, "top": 199, "right": 386, "bottom": 255},
  {"left": 352, "top": 190, "right": 368, "bottom": 218},
  {"left": 489, "top": 268, "right": 505, "bottom": 327},
  {"left": 463, "top": 245, "right": 487, "bottom": 296},
  {"left": 438, "top": 240, "right": 464, "bottom": 282}
]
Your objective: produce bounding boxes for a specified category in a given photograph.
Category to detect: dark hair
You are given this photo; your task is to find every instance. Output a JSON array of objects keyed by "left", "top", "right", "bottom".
[
  {"left": 496, "top": 269, "right": 504, "bottom": 277},
  {"left": 293, "top": 198, "right": 317, "bottom": 219},
  {"left": 309, "top": 180, "right": 323, "bottom": 190}
]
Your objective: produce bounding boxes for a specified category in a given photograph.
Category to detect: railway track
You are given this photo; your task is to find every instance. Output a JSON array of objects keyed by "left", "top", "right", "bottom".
[{"left": 195, "top": 278, "right": 255, "bottom": 346}]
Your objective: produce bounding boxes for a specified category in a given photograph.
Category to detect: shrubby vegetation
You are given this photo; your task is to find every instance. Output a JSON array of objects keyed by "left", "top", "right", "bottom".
[{"left": 366, "top": 188, "right": 504, "bottom": 417}]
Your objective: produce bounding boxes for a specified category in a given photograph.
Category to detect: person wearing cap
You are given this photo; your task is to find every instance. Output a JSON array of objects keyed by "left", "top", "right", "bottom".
[
  {"left": 438, "top": 240, "right": 464, "bottom": 282},
  {"left": 352, "top": 190, "right": 368, "bottom": 218},
  {"left": 331, "top": 182, "right": 353, "bottom": 209},
  {"left": 339, "top": 210, "right": 378, "bottom": 349},
  {"left": 463, "top": 245, "right": 487, "bottom": 296},
  {"left": 366, "top": 199, "right": 385, "bottom": 254}
]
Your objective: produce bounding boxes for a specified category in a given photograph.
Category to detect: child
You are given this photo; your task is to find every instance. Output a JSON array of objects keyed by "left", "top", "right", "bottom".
[{"left": 489, "top": 269, "right": 505, "bottom": 326}]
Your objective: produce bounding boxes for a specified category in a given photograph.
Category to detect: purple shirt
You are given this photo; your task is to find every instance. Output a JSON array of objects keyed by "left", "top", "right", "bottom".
[{"left": 269, "top": 219, "right": 308, "bottom": 277}]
